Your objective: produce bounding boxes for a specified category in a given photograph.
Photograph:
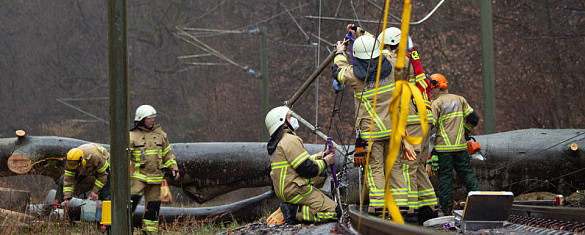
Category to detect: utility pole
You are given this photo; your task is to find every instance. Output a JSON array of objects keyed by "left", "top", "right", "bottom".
[
  {"left": 108, "top": 0, "right": 131, "bottom": 234},
  {"left": 480, "top": 0, "right": 497, "bottom": 134},
  {"left": 260, "top": 27, "right": 269, "bottom": 141}
]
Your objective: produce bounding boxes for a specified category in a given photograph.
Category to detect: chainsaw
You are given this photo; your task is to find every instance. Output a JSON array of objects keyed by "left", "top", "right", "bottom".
[{"left": 467, "top": 136, "right": 485, "bottom": 161}]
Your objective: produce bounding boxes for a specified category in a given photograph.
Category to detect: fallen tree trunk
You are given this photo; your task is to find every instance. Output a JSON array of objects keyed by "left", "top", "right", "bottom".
[
  {"left": 461, "top": 128, "right": 585, "bottom": 199},
  {"left": 2, "top": 129, "right": 585, "bottom": 204}
]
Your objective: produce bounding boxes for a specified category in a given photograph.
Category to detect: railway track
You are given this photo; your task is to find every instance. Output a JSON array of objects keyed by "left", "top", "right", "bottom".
[{"left": 337, "top": 203, "right": 585, "bottom": 234}]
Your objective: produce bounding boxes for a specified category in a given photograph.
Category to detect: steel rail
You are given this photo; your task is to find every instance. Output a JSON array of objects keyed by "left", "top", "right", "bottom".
[
  {"left": 511, "top": 205, "right": 585, "bottom": 223},
  {"left": 342, "top": 204, "right": 448, "bottom": 235}
]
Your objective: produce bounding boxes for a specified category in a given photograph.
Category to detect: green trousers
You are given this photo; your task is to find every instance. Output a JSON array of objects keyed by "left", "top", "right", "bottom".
[{"left": 437, "top": 150, "right": 480, "bottom": 214}]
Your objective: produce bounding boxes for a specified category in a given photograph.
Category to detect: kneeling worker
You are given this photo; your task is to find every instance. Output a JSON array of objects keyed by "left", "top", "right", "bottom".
[{"left": 265, "top": 106, "right": 340, "bottom": 224}]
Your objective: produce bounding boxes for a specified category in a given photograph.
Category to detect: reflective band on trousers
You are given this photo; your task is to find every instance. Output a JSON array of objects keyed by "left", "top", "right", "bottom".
[{"left": 271, "top": 160, "right": 314, "bottom": 204}]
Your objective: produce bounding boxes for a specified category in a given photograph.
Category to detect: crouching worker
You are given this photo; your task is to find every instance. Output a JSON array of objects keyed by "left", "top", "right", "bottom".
[
  {"left": 56, "top": 143, "right": 111, "bottom": 208},
  {"left": 265, "top": 106, "right": 340, "bottom": 224}
]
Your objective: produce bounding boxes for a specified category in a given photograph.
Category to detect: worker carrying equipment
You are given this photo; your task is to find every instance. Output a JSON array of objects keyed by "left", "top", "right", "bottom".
[
  {"left": 429, "top": 73, "right": 481, "bottom": 216},
  {"left": 129, "top": 104, "right": 180, "bottom": 233},
  {"left": 56, "top": 143, "right": 111, "bottom": 208}
]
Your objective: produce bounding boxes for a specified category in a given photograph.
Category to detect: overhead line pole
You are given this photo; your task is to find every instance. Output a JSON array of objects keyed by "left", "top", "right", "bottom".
[
  {"left": 480, "top": 0, "right": 497, "bottom": 134},
  {"left": 108, "top": 0, "right": 131, "bottom": 234},
  {"left": 286, "top": 51, "right": 336, "bottom": 107},
  {"left": 260, "top": 27, "right": 269, "bottom": 141}
]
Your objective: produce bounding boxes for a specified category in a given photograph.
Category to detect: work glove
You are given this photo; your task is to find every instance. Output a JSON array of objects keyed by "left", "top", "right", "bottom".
[
  {"left": 266, "top": 207, "right": 285, "bottom": 225},
  {"left": 402, "top": 140, "right": 417, "bottom": 161},
  {"left": 333, "top": 79, "right": 345, "bottom": 91},
  {"left": 426, "top": 149, "right": 439, "bottom": 177},
  {"left": 353, "top": 137, "right": 367, "bottom": 167}
]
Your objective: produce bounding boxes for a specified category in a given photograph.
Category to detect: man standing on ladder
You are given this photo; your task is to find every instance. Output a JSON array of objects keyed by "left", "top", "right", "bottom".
[
  {"left": 332, "top": 25, "right": 406, "bottom": 217},
  {"left": 378, "top": 27, "right": 439, "bottom": 224}
]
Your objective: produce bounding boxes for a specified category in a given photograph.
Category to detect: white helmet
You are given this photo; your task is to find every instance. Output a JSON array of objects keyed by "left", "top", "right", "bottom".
[
  {"left": 134, "top": 105, "right": 157, "bottom": 122},
  {"left": 353, "top": 35, "right": 380, "bottom": 60},
  {"left": 377, "top": 27, "right": 401, "bottom": 46},
  {"left": 265, "top": 106, "right": 290, "bottom": 136}
]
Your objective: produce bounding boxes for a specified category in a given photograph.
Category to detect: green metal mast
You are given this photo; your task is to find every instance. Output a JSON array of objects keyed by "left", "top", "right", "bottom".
[
  {"left": 480, "top": 0, "right": 497, "bottom": 134},
  {"left": 261, "top": 27, "right": 269, "bottom": 141}
]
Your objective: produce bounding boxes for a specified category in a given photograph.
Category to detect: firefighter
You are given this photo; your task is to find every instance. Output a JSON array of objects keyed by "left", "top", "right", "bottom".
[
  {"left": 56, "top": 143, "right": 111, "bottom": 208},
  {"left": 427, "top": 74, "right": 480, "bottom": 216},
  {"left": 265, "top": 106, "right": 339, "bottom": 224},
  {"left": 332, "top": 26, "right": 405, "bottom": 216},
  {"left": 129, "top": 105, "right": 180, "bottom": 233},
  {"left": 378, "top": 27, "right": 439, "bottom": 224}
]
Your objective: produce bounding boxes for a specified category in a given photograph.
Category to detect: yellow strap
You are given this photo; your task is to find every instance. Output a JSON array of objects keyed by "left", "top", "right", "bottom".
[{"left": 383, "top": 0, "right": 429, "bottom": 224}]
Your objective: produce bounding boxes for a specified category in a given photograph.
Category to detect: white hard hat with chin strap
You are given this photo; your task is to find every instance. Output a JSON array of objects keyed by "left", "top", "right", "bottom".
[
  {"left": 135, "top": 105, "right": 157, "bottom": 122},
  {"left": 353, "top": 35, "right": 381, "bottom": 60},
  {"left": 265, "top": 106, "right": 290, "bottom": 136},
  {"left": 377, "top": 27, "right": 401, "bottom": 47}
]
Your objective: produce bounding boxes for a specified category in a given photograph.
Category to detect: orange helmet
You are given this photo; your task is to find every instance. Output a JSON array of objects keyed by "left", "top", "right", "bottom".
[{"left": 430, "top": 73, "right": 448, "bottom": 90}]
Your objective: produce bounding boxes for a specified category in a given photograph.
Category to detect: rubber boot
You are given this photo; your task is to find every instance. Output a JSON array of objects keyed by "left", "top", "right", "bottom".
[
  {"left": 418, "top": 206, "right": 439, "bottom": 225},
  {"left": 405, "top": 213, "right": 419, "bottom": 224},
  {"left": 280, "top": 202, "right": 299, "bottom": 225},
  {"left": 130, "top": 195, "right": 142, "bottom": 228}
]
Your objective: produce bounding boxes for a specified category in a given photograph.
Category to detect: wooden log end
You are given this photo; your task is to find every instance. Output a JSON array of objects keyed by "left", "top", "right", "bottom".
[
  {"left": 570, "top": 142, "right": 578, "bottom": 151},
  {"left": 7, "top": 154, "right": 32, "bottom": 174},
  {"left": 15, "top": 130, "right": 25, "bottom": 137}
]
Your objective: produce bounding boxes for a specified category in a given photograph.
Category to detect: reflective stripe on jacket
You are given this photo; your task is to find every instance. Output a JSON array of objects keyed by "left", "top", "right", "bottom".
[
  {"left": 63, "top": 143, "right": 110, "bottom": 200},
  {"left": 270, "top": 130, "right": 327, "bottom": 203},
  {"left": 384, "top": 49, "right": 435, "bottom": 127},
  {"left": 130, "top": 124, "right": 178, "bottom": 184},
  {"left": 431, "top": 90, "right": 475, "bottom": 152},
  {"left": 334, "top": 51, "right": 395, "bottom": 141}
]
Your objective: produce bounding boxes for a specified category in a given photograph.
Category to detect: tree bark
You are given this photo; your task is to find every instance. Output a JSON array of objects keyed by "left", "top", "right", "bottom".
[{"left": 2, "top": 129, "right": 585, "bottom": 204}]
